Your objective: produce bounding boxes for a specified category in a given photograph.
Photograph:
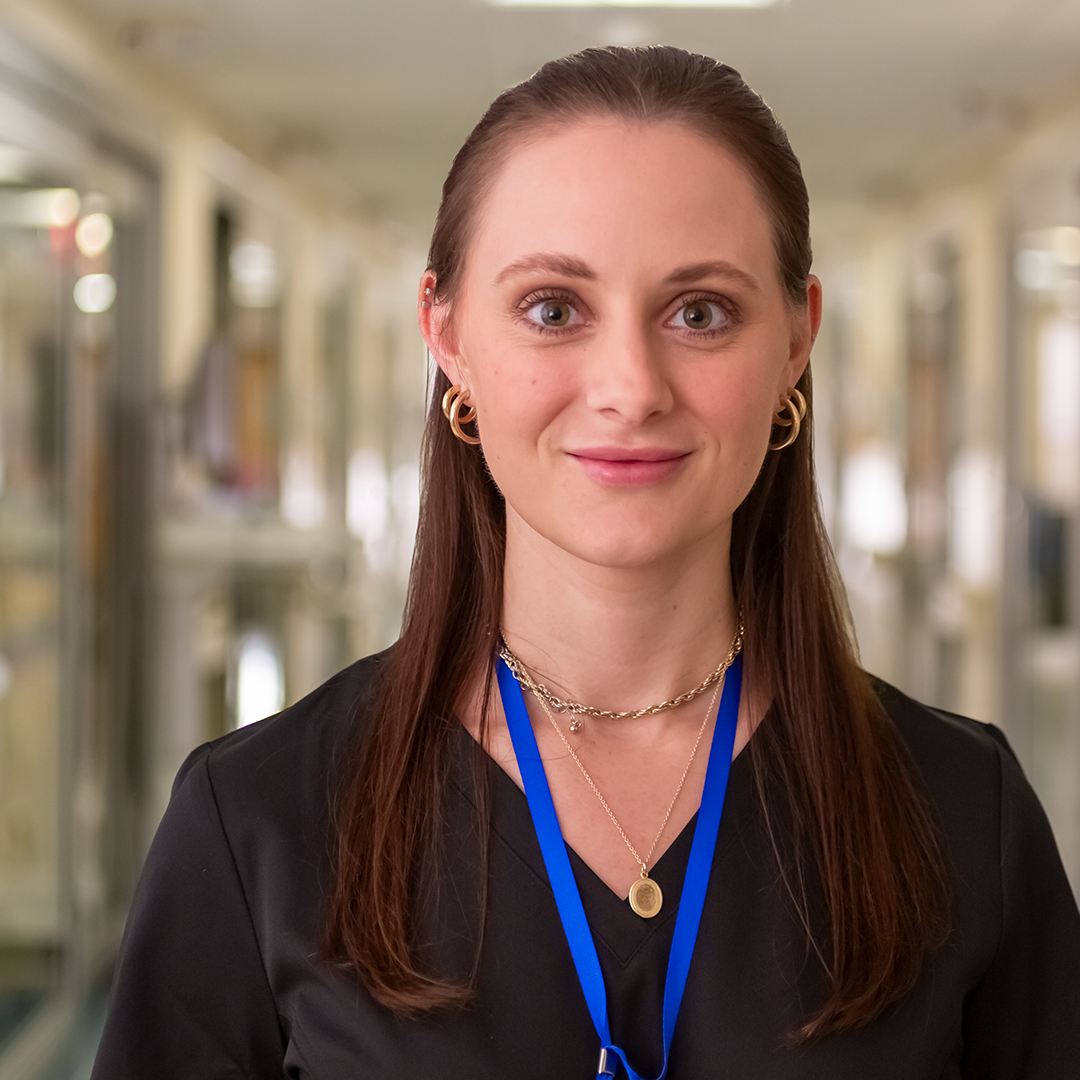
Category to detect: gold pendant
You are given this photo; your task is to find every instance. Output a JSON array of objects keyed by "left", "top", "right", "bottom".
[
  {"left": 569, "top": 716, "right": 582, "bottom": 733},
  {"left": 628, "top": 875, "right": 663, "bottom": 918}
]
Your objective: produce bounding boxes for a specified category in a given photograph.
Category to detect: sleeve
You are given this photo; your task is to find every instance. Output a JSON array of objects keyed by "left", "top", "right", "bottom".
[
  {"left": 961, "top": 737, "right": 1080, "bottom": 1079},
  {"left": 91, "top": 745, "right": 287, "bottom": 1080}
]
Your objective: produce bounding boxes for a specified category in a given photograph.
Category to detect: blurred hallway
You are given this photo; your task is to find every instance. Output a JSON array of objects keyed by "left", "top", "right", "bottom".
[{"left": 2, "top": 1, "right": 1080, "bottom": 1075}]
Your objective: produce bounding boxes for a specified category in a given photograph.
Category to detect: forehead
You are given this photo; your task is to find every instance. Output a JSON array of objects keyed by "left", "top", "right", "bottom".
[{"left": 465, "top": 118, "right": 779, "bottom": 291}]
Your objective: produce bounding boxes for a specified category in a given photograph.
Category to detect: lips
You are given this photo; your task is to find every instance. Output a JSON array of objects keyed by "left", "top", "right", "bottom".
[{"left": 568, "top": 446, "right": 690, "bottom": 486}]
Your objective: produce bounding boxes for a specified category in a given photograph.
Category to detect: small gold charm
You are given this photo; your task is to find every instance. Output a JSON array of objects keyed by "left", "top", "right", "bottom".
[
  {"left": 628, "top": 875, "right": 663, "bottom": 918},
  {"left": 569, "top": 715, "right": 582, "bottom": 733}
]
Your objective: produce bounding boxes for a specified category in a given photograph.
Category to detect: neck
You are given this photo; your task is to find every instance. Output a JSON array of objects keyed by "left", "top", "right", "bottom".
[{"left": 501, "top": 511, "right": 738, "bottom": 715}]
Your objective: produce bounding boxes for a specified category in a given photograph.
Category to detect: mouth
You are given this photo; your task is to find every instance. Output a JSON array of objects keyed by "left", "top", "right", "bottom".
[{"left": 567, "top": 446, "right": 691, "bottom": 486}]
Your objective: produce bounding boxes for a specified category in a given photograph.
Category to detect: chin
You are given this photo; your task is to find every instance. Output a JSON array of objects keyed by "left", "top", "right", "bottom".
[
  {"left": 555, "top": 524, "right": 709, "bottom": 572},
  {"left": 508, "top": 497, "right": 729, "bottom": 570}
]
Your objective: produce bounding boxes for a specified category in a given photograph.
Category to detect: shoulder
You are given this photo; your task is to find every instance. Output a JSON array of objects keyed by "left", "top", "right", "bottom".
[
  {"left": 91, "top": 650, "right": 395, "bottom": 1079},
  {"left": 869, "top": 685, "right": 1080, "bottom": 1068},
  {"left": 170, "top": 649, "right": 389, "bottom": 843},
  {"left": 867, "top": 676, "right": 1074, "bottom": 916},
  {"left": 870, "top": 676, "right": 1016, "bottom": 792},
  {"left": 868, "top": 677, "right": 1019, "bottom": 881}
]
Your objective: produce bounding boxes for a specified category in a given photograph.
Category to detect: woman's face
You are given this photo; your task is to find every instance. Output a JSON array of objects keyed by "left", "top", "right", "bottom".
[{"left": 422, "top": 118, "right": 820, "bottom": 571}]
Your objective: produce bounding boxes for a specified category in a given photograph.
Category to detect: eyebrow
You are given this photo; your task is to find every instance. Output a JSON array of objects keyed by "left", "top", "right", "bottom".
[
  {"left": 493, "top": 252, "right": 596, "bottom": 285},
  {"left": 493, "top": 253, "right": 761, "bottom": 293},
  {"left": 663, "top": 260, "right": 762, "bottom": 293}
]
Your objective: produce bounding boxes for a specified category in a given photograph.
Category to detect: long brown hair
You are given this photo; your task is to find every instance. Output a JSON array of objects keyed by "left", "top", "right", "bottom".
[{"left": 328, "top": 46, "right": 949, "bottom": 1039}]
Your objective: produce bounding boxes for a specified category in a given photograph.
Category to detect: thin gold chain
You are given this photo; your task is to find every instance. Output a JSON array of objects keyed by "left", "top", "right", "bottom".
[
  {"left": 532, "top": 678, "right": 723, "bottom": 873},
  {"left": 499, "top": 615, "right": 743, "bottom": 720},
  {"left": 519, "top": 642, "right": 739, "bottom": 876}
]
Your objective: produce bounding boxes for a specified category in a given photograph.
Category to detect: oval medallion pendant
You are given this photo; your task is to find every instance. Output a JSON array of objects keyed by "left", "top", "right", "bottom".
[{"left": 628, "top": 876, "right": 663, "bottom": 918}]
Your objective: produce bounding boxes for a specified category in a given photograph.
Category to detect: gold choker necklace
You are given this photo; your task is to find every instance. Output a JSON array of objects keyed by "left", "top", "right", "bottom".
[{"left": 498, "top": 616, "right": 743, "bottom": 730}]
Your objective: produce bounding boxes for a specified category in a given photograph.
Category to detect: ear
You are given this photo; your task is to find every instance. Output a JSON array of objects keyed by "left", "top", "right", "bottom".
[
  {"left": 417, "top": 271, "right": 467, "bottom": 385},
  {"left": 783, "top": 274, "right": 822, "bottom": 390}
]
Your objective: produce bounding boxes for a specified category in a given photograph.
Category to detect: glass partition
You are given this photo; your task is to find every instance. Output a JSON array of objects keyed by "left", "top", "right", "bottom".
[
  {"left": 0, "top": 177, "right": 71, "bottom": 1053},
  {"left": 1010, "top": 215, "right": 1080, "bottom": 889},
  {"left": 0, "top": 117, "right": 158, "bottom": 1071},
  {"left": 1000, "top": 121, "right": 1080, "bottom": 892}
]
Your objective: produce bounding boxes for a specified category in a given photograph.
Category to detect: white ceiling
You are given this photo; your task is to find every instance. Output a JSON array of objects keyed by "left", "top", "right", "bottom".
[{"left": 57, "top": 0, "right": 1080, "bottom": 234}]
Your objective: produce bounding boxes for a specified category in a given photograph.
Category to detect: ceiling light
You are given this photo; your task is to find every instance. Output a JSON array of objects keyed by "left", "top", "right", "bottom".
[
  {"left": 48, "top": 189, "right": 81, "bottom": 227},
  {"left": 488, "top": 0, "right": 781, "bottom": 7},
  {"left": 76, "top": 212, "right": 114, "bottom": 257},
  {"left": 74, "top": 274, "right": 116, "bottom": 314}
]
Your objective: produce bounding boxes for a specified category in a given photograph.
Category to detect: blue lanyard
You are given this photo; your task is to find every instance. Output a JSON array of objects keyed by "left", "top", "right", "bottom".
[{"left": 496, "top": 653, "right": 742, "bottom": 1080}]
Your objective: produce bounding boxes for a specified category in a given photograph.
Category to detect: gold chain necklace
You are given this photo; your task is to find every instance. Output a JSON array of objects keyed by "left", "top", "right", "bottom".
[
  {"left": 502, "top": 625, "right": 742, "bottom": 918},
  {"left": 499, "top": 616, "right": 743, "bottom": 727}
]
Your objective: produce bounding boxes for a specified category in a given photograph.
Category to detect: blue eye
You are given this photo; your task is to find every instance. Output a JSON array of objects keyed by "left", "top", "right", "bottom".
[
  {"left": 527, "top": 298, "right": 579, "bottom": 328},
  {"left": 673, "top": 300, "right": 727, "bottom": 331}
]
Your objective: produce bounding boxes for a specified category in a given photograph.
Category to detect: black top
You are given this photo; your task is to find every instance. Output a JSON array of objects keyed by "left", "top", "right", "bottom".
[{"left": 92, "top": 652, "right": 1080, "bottom": 1080}]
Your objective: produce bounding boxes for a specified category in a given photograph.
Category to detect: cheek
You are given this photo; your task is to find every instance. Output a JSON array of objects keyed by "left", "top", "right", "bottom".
[
  {"left": 470, "top": 361, "right": 568, "bottom": 468},
  {"left": 698, "top": 360, "right": 778, "bottom": 444},
  {"left": 720, "top": 408, "right": 773, "bottom": 505},
  {"left": 695, "top": 363, "right": 782, "bottom": 494}
]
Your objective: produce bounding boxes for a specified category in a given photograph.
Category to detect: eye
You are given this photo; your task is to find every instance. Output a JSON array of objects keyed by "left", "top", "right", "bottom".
[
  {"left": 671, "top": 299, "right": 728, "bottom": 332},
  {"left": 526, "top": 297, "right": 580, "bottom": 329}
]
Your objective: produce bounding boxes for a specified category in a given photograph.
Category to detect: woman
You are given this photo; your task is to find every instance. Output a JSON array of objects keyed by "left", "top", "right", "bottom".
[{"left": 93, "top": 47, "right": 1080, "bottom": 1079}]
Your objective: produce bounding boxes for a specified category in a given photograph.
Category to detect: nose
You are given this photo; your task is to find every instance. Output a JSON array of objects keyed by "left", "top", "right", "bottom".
[{"left": 582, "top": 319, "right": 673, "bottom": 425}]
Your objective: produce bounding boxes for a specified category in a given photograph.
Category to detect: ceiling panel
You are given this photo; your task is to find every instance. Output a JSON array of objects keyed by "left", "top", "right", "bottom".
[{"left": 59, "top": 0, "right": 1080, "bottom": 233}]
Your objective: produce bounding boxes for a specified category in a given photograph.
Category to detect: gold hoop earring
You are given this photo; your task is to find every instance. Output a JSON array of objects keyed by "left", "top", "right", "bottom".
[
  {"left": 441, "top": 384, "right": 481, "bottom": 445},
  {"left": 769, "top": 387, "right": 807, "bottom": 451}
]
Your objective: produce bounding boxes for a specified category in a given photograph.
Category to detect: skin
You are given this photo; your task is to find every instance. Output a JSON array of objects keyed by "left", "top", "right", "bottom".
[{"left": 419, "top": 118, "right": 821, "bottom": 900}]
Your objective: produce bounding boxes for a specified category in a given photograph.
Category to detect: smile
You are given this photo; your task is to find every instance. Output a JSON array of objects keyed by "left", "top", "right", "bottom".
[{"left": 567, "top": 447, "right": 691, "bottom": 486}]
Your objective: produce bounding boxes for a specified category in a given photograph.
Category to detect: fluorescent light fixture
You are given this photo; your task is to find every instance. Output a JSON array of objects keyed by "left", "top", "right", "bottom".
[
  {"left": 0, "top": 188, "right": 80, "bottom": 228},
  {"left": 489, "top": 0, "right": 780, "bottom": 7}
]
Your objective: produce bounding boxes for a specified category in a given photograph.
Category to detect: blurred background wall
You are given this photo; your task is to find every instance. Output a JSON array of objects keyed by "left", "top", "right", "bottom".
[{"left": 0, "top": 0, "right": 1079, "bottom": 1075}]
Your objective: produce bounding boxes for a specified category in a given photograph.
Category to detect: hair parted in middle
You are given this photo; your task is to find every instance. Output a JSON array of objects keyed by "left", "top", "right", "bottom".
[{"left": 327, "top": 45, "right": 949, "bottom": 1041}]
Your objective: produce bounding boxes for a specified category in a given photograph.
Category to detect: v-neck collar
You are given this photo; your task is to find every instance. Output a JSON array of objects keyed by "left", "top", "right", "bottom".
[{"left": 450, "top": 723, "right": 755, "bottom": 968}]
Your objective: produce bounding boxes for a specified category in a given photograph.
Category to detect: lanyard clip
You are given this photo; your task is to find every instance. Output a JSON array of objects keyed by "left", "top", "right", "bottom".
[{"left": 597, "top": 1047, "right": 618, "bottom": 1077}]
